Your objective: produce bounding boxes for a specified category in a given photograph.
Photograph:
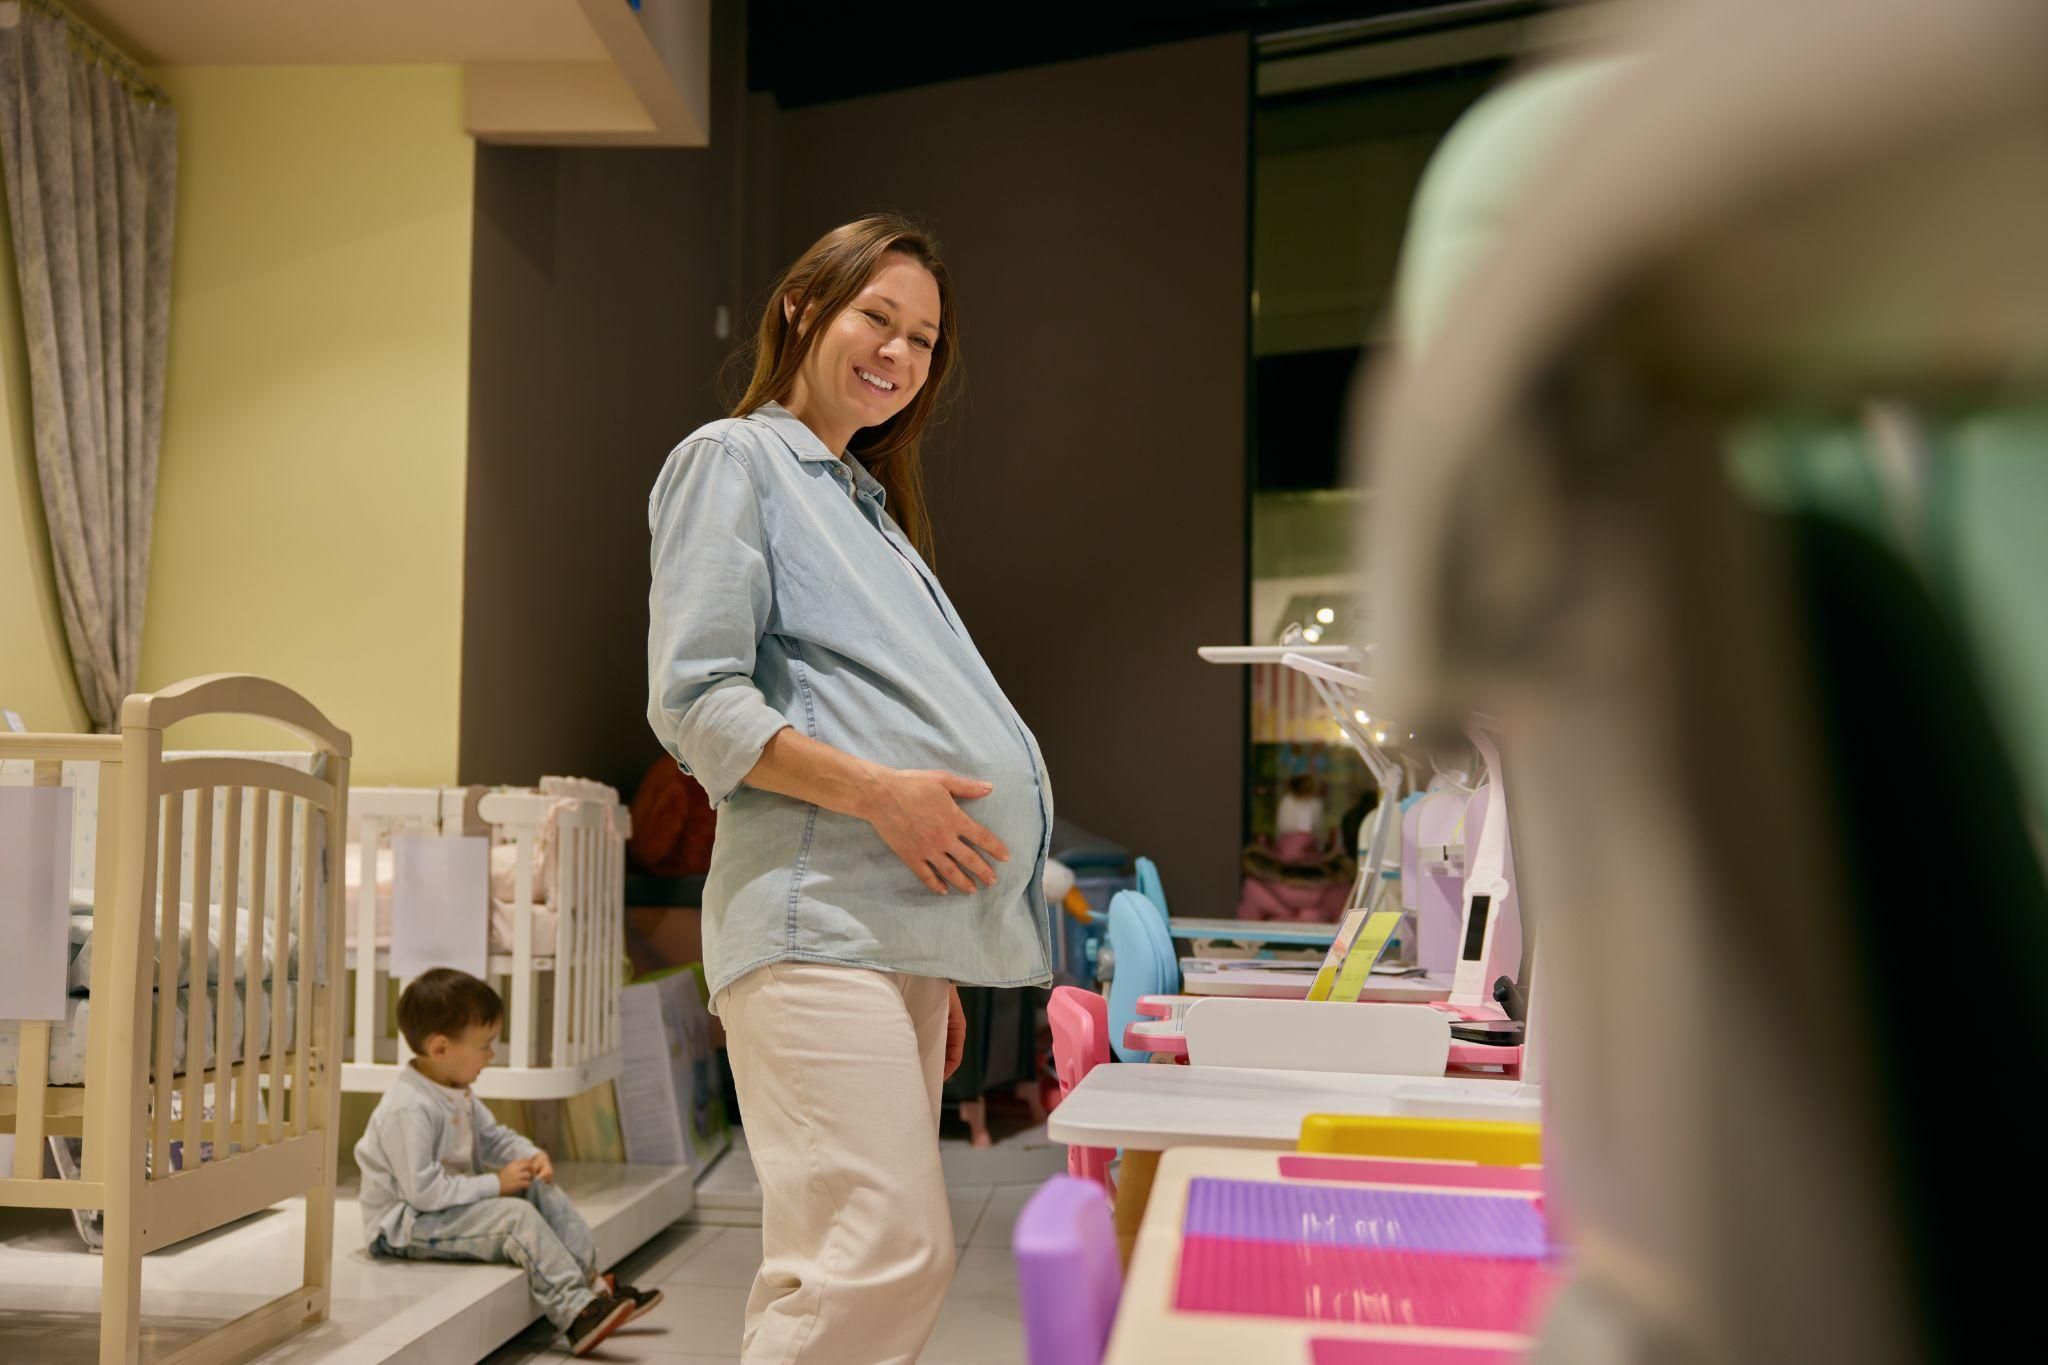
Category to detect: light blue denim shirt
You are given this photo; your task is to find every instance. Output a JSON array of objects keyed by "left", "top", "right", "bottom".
[{"left": 647, "top": 400, "right": 1056, "bottom": 1006}]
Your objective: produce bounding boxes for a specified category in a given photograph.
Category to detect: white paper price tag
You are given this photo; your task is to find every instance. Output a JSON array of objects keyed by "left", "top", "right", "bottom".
[
  {"left": 0, "top": 786, "right": 73, "bottom": 1021},
  {"left": 389, "top": 835, "right": 491, "bottom": 980}
]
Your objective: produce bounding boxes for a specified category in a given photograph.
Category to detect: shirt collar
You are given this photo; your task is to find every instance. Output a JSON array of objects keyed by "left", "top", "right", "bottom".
[
  {"left": 751, "top": 400, "right": 888, "bottom": 508},
  {"left": 402, "top": 1062, "right": 470, "bottom": 1104}
]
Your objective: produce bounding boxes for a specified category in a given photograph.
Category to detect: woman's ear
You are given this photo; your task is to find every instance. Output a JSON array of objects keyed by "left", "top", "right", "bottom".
[{"left": 783, "top": 292, "right": 814, "bottom": 336}]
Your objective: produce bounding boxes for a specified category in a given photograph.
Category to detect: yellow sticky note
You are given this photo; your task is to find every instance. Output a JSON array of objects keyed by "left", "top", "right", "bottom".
[
  {"left": 1306, "top": 909, "right": 1372, "bottom": 1002},
  {"left": 1328, "top": 911, "right": 1404, "bottom": 1003}
]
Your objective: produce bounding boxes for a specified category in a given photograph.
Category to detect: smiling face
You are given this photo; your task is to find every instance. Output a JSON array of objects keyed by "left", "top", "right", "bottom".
[{"left": 784, "top": 252, "right": 942, "bottom": 449}]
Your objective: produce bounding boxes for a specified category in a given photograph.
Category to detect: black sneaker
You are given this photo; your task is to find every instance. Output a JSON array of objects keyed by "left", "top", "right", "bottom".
[
  {"left": 601, "top": 1272, "right": 665, "bottom": 1323},
  {"left": 565, "top": 1295, "right": 634, "bottom": 1357}
]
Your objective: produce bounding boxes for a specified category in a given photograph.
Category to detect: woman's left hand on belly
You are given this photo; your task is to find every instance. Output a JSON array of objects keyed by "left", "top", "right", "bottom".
[{"left": 858, "top": 767, "right": 1013, "bottom": 895}]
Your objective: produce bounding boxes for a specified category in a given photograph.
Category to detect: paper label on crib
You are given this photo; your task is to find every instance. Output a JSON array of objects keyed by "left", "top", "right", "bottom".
[
  {"left": 0, "top": 785, "right": 73, "bottom": 1021},
  {"left": 390, "top": 835, "right": 491, "bottom": 980}
]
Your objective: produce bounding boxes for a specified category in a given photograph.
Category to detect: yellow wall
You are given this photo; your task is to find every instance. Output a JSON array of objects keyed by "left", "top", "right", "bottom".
[
  {"left": 139, "top": 67, "right": 474, "bottom": 781},
  {"left": 0, "top": 177, "right": 93, "bottom": 734}
]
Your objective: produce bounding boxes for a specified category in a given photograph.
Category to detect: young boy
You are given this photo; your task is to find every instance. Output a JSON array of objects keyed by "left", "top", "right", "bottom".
[{"left": 356, "top": 968, "right": 663, "bottom": 1357}]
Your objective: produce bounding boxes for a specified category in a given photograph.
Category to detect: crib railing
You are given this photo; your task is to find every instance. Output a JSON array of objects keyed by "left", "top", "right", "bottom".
[
  {"left": 1, "top": 673, "right": 351, "bottom": 1364},
  {"left": 339, "top": 784, "right": 625, "bottom": 1098},
  {"left": 346, "top": 787, "right": 442, "bottom": 1077}
]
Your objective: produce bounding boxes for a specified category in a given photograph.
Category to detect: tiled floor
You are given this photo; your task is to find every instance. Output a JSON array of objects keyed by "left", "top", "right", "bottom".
[{"left": 484, "top": 1126, "right": 1062, "bottom": 1363}]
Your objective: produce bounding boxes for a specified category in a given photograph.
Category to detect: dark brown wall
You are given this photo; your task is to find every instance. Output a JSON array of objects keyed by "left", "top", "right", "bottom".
[
  {"left": 460, "top": 0, "right": 754, "bottom": 793},
  {"left": 764, "top": 37, "right": 1250, "bottom": 913},
  {"left": 463, "top": 25, "right": 1250, "bottom": 915}
]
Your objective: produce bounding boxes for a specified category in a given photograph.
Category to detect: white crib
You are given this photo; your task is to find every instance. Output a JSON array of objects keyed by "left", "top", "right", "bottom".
[
  {"left": 341, "top": 779, "right": 628, "bottom": 1100},
  {"left": 0, "top": 675, "right": 351, "bottom": 1365}
]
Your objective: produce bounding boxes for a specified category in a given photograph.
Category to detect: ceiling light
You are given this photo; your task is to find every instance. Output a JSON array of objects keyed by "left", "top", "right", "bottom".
[
  {"left": 1302, "top": 626, "right": 1322, "bottom": 642},
  {"left": 1315, "top": 608, "right": 1335, "bottom": 624},
  {"left": 1353, "top": 710, "right": 1368, "bottom": 724}
]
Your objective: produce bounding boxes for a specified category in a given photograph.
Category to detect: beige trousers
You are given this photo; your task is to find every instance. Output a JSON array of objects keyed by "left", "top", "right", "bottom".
[{"left": 718, "top": 961, "right": 955, "bottom": 1364}]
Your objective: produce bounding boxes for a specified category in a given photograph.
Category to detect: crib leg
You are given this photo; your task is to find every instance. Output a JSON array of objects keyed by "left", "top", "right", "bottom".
[
  {"left": 100, "top": 1204, "right": 142, "bottom": 1365},
  {"left": 303, "top": 1063, "right": 338, "bottom": 1320},
  {"left": 303, "top": 1193, "right": 334, "bottom": 1321}
]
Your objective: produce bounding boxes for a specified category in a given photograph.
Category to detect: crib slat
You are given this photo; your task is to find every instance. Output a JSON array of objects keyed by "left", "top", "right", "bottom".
[
  {"left": 354, "top": 816, "right": 381, "bottom": 1067},
  {"left": 270, "top": 798, "right": 294, "bottom": 1142},
  {"left": 215, "top": 787, "right": 243, "bottom": 1145},
  {"left": 12, "top": 767, "right": 61, "bottom": 1175},
  {"left": 390, "top": 972, "right": 408, "bottom": 1066},
  {"left": 569, "top": 825, "right": 583, "bottom": 1065},
  {"left": 511, "top": 834, "right": 536, "bottom": 1069},
  {"left": 581, "top": 825, "right": 597, "bottom": 1063},
  {"left": 295, "top": 797, "right": 315, "bottom": 1135},
  {"left": 605, "top": 817, "right": 617, "bottom": 1052},
  {"left": 243, "top": 790, "right": 269, "bottom": 1149},
  {"left": 553, "top": 826, "right": 573, "bottom": 1069},
  {"left": 11, "top": 1022, "right": 50, "bottom": 1178},
  {"left": 184, "top": 788, "right": 215, "bottom": 1167},
  {"left": 153, "top": 793, "right": 184, "bottom": 1181},
  {"left": 600, "top": 815, "right": 612, "bottom": 1054},
  {"left": 598, "top": 821, "right": 610, "bottom": 1055},
  {"left": 79, "top": 752, "right": 128, "bottom": 1187},
  {"left": 560, "top": 825, "right": 576, "bottom": 1067}
]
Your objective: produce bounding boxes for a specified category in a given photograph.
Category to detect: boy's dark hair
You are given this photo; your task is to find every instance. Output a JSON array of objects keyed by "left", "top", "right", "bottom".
[{"left": 396, "top": 968, "right": 504, "bottom": 1053}]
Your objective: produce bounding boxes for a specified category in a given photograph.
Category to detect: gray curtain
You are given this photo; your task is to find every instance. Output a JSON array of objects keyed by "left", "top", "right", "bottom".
[{"left": 0, "top": 1, "right": 176, "bottom": 730}]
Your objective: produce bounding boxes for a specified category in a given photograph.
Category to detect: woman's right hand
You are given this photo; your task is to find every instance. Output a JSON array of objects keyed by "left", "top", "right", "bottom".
[{"left": 861, "top": 769, "right": 1012, "bottom": 894}]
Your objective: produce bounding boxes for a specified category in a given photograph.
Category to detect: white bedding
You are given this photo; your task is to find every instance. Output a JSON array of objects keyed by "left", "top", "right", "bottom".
[{"left": 0, "top": 910, "right": 301, "bottom": 1087}]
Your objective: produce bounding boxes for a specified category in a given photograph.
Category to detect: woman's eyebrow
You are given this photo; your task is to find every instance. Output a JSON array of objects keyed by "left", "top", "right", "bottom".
[{"left": 867, "top": 293, "right": 940, "bottom": 334}]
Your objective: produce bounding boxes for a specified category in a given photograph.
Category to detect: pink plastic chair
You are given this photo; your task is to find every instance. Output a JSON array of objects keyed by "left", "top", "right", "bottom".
[
  {"left": 1015, "top": 1175, "right": 1122, "bottom": 1365},
  {"left": 1047, "top": 986, "right": 1116, "bottom": 1191}
]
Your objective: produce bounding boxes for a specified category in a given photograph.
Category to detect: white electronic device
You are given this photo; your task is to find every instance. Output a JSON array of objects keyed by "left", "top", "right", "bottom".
[
  {"left": 1450, "top": 726, "right": 1514, "bottom": 1006},
  {"left": 1451, "top": 879, "right": 1509, "bottom": 1006}
]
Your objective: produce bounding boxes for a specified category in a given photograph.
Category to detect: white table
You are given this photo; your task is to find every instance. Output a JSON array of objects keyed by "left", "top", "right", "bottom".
[
  {"left": 1051, "top": 1061, "right": 1539, "bottom": 1259},
  {"left": 1047, "top": 1061, "right": 1537, "bottom": 1153},
  {"left": 1180, "top": 960, "right": 1453, "bottom": 1003}
]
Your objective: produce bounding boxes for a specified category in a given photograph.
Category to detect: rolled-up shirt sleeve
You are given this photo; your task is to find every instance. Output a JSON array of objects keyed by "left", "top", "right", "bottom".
[{"left": 647, "top": 438, "right": 791, "bottom": 808}]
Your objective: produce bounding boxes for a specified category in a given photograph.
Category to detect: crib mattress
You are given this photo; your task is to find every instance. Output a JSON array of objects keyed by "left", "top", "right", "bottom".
[
  {"left": 2, "top": 905, "right": 303, "bottom": 1087},
  {"left": 0, "top": 981, "right": 300, "bottom": 1087}
]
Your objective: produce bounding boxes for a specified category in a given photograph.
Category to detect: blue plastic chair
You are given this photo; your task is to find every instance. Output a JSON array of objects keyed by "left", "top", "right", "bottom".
[
  {"left": 1105, "top": 889, "right": 1180, "bottom": 1063},
  {"left": 1134, "top": 855, "right": 1169, "bottom": 921},
  {"left": 1015, "top": 1175, "right": 1121, "bottom": 1365}
]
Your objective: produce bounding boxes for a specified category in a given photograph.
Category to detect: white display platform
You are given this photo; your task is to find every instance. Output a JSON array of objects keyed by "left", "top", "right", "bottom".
[{"left": 0, "top": 1162, "right": 695, "bottom": 1364}]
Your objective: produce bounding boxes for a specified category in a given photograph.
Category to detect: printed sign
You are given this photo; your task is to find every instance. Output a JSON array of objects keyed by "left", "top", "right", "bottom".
[
  {"left": 0, "top": 786, "right": 73, "bottom": 1021},
  {"left": 389, "top": 835, "right": 491, "bottom": 980}
]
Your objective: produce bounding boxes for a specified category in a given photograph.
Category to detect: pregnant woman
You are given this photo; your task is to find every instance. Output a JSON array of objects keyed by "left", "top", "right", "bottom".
[{"left": 647, "top": 213, "right": 1055, "bottom": 1363}]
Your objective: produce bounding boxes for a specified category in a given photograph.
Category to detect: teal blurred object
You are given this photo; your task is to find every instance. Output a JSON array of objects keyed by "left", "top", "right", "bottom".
[
  {"left": 1105, "top": 890, "right": 1180, "bottom": 1064},
  {"left": 1134, "top": 856, "right": 1168, "bottom": 920}
]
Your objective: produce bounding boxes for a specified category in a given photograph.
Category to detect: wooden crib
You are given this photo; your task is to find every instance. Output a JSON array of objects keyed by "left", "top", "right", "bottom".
[
  {"left": 0, "top": 675, "right": 350, "bottom": 1365},
  {"left": 342, "top": 780, "right": 626, "bottom": 1100}
]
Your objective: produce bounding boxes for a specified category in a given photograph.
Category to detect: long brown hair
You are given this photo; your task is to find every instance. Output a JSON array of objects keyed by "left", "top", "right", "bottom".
[{"left": 725, "top": 213, "right": 960, "bottom": 564}]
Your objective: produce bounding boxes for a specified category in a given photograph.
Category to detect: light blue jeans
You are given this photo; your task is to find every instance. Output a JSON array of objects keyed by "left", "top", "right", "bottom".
[{"left": 376, "top": 1180, "right": 598, "bottom": 1328}]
